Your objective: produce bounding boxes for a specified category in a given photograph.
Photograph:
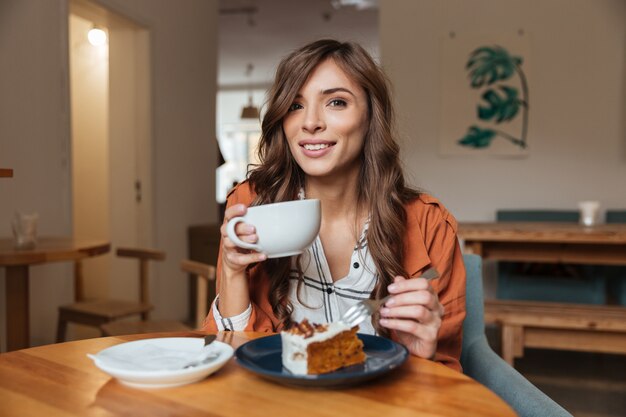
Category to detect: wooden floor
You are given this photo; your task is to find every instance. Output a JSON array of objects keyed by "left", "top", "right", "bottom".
[{"left": 486, "top": 326, "right": 626, "bottom": 417}]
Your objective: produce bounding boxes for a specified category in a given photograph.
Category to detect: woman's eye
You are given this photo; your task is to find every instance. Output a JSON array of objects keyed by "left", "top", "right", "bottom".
[
  {"left": 329, "top": 99, "right": 347, "bottom": 107},
  {"left": 288, "top": 103, "right": 303, "bottom": 112}
]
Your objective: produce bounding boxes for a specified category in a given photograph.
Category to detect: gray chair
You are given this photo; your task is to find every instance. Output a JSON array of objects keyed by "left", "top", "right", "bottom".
[
  {"left": 605, "top": 210, "right": 626, "bottom": 305},
  {"left": 461, "top": 254, "right": 572, "bottom": 417},
  {"left": 606, "top": 210, "right": 626, "bottom": 223}
]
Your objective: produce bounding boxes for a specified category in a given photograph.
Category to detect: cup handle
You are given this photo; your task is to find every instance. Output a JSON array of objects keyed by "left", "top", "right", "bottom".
[{"left": 226, "top": 217, "right": 261, "bottom": 252}]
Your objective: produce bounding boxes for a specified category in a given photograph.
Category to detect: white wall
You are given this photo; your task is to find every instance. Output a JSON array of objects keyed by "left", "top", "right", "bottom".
[
  {"left": 0, "top": 0, "right": 218, "bottom": 350},
  {"left": 0, "top": 0, "right": 74, "bottom": 350},
  {"left": 380, "top": 0, "right": 626, "bottom": 221}
]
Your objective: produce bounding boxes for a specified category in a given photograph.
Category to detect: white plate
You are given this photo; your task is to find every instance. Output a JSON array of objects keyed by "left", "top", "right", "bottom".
[{"left": 89, "top": 337, "right": 234, "bottom": 388}]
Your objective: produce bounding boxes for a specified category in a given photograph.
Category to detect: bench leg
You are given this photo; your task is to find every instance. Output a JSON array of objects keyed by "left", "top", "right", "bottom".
[{"left": 501, "top": 325, "right": 524, "bottom": 366}]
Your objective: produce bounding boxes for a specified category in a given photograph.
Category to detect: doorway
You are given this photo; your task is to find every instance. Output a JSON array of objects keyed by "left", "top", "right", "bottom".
[{"left": 68, "top": 0, "right": 153, "bottom": 338}]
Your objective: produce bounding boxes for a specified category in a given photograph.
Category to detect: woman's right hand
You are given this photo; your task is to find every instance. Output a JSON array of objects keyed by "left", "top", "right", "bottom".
[
  {"left": 220, "top": 204, "right": 267, "bottom": 276},
  {"left": 217, "top": 203, "right": 265, "bottom": 319}
]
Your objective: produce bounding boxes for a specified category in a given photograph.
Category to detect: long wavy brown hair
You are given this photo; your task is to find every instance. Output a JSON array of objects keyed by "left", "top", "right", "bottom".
[{"left": 247, "top": 39, "right": 420, "bottom": 334}]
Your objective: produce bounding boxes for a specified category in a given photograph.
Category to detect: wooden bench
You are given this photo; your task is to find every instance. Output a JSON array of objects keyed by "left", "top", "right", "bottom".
[{"left": 484, "top": 299, "right": 626, "bottom": 365}]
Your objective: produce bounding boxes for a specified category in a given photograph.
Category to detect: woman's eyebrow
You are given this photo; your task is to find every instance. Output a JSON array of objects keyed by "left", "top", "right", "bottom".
[
  {"left": 321, "top": 87, "right": 356, "bottom": 97},
  {"left": 294, "top": 87, "right": 356, "bottom": 100}
]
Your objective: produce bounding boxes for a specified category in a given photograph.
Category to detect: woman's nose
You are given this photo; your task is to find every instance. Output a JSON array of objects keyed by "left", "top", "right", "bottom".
[{"left": 302, "top": 106, "right": 325, "bottom": 133}]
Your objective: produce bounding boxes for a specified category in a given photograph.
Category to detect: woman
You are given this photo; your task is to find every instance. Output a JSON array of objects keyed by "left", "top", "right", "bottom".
[{"left": 204, "top": 39, "right": 466, "bottom": 372}]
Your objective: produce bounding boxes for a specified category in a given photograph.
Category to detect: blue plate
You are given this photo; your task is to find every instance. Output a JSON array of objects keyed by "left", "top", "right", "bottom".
[{"left": 235, "top": 333, "right": 408, "bottom": 388}]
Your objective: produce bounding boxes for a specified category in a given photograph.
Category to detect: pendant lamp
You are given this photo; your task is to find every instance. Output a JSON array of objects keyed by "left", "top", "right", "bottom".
[{"left": 241, "top": 63, "right": 259, "bottom": 119}]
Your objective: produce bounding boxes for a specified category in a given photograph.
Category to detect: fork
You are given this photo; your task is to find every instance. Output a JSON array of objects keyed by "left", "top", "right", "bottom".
[
  {"left": 339, "top": 267, "right": 440, "bottom": 328},
  {"left": 182, "top": 335, "right": 218, "bottom": 369}
]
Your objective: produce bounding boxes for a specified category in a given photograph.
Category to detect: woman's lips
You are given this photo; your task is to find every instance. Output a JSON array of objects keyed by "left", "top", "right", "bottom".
[
  {"left": 299, "top": 141, "right": 335, "bottom": 157},
  {"left": 303, "top": 143, "right": 330, "bottom": 151}
]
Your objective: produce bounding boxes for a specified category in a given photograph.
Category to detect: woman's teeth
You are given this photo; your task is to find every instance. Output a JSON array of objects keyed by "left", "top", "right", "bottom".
[{"left": 303, "top": 143, "right": 330, "bottom": 151}]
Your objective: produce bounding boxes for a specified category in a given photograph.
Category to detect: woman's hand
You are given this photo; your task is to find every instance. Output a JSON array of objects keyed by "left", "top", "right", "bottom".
[
  {"left": 217, "top": 204, "right": 267, "bottom": 318},
  {"left": 220, "top": 204, "right": 267, "bottom": 276},
  {"left": 379, "top": 275, "right": 444, "bottom": 360}
]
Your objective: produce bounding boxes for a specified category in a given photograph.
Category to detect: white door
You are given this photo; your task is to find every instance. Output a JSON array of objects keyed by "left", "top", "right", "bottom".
[{"left": 108, "top": 22, "right": 153, "bottom": 300}]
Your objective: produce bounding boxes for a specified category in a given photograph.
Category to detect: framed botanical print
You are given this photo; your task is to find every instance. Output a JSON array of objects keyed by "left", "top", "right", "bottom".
[{"left": 440, "top": 31, "right": 531, "bottom": 157}]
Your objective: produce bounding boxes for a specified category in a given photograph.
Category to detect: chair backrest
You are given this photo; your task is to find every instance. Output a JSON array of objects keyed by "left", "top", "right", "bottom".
[
  {"left": 496, "top": 209, "right": 579, "bottom": 222},
  {"left": 180, "top": 259, "right": 216, "bottom": 328},
  {"left": 461, "top": 253, "right": 484, "bottom": 359},
  {"left": 73, "top": 246, "right": 166, "bottom": 305},
  {"left": 116, "top": 247, "right": 166, "bottom": 306},
  {"left": 606, "top": 210, "right": 626, "bottom": 223},
  {"left": 604, "top": 211, "right": 626, "bottom": 305}
]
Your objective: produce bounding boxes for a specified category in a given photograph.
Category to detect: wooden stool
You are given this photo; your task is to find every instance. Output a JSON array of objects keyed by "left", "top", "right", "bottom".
[
  {"left": 101, "top": 259, "right": 216, "bottom": 336},
  {"left": 180, "top": 259, "right": 216, "bottom": 328},
  {"left": 100, "top": 319, "right": 190, "bottom": 336},
  {"left": 56, "top": 247, "right": 164, "bottom": 342}
]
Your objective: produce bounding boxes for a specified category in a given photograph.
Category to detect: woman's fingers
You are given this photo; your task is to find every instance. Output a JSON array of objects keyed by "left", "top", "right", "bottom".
[
  {"left": 382, "top": 274, "right": 445, "bottom": 324},
  {"left": 224, "top": 249, "right": 266, "bottom": 265},
  {"left": 385, "top": 289, "right": 439, "bottom": 311},
  {"left": 386, "top": 277, "right": 438, "bottom": 310},
  {"left": 222, "top": 234, "right": 258, "bottom": 250},
  {"left": 222, "top": 223, "right": 257, "bottom": 242},
  {"left": 379, "top": 317, "right": 439, "bottom": 343},
  {"left": 220, "top": 203, "right": 266, "bottom": 268},
  {"left": 221, "top": 205, "right": 254, "bottom": 234},
  {"left": 223, "top": 203, "right": 247, "bottom": 222},
  {"left": 381, "top": 274, "right": 443, "bottom": 359},
  {"left": 388, "top": 276, "right": 435, "bottom": 294},
  {"left": 221, "top": 204, "right": 258, "bottom": 245},
  {"left": 380, "top": 305, "right": 431, "bottom": 321}
]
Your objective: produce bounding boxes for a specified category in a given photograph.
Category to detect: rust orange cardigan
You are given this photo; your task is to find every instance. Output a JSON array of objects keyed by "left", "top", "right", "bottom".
[{"left": 203, "top": 182, "right": 467, "bottom": 372}]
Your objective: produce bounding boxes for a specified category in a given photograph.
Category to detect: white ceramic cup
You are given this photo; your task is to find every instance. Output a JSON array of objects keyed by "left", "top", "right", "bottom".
[
  {"left": 578, "top": 200, "right": 600, "bottom": 226},
  {"left": 226, "top": 199, "right": 321, "bottom": 258}
]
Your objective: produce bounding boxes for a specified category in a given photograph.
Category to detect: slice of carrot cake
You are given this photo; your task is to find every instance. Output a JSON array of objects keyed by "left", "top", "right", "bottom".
[{"left": 281, "top": 319, "right": 365, "bottom": 375}]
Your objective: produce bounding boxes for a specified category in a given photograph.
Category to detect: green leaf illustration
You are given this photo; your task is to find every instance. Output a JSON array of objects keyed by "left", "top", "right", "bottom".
[
  {"left": 458, "top": 126, "right": 497, "bottom": 148},
  {"left": 466, "top": 46, "right": 523, "bottom": 88},
  {"left": 478, "top": 86, "right": 521, "bottom": 123}
]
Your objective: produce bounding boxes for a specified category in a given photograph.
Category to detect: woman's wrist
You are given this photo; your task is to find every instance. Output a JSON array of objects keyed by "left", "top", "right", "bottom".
[
  {"left": 220, "top": 263, "right": 248, "bottom": 283},
  {"left": 218, "top": 266, "right": 251, "bottom": 317}
]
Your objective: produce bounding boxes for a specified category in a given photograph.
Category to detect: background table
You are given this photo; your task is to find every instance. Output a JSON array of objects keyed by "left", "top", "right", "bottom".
[
  {"left": 0, "top": 237, "right": 110, "bottom": 351},
  {"left": 458, "top": 222, "right": 626, "bottom": 363},
  {"left": 0, "top": 331, "right": 517, "bottom": 417},
  {"left": 459, "top": 222, "right": 626, "bottom": 265}
]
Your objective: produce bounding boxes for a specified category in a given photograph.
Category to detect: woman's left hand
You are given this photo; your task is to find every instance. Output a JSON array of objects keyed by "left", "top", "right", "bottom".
[{"left": 379, "top": 275, "right": 444, "bottom": 360}]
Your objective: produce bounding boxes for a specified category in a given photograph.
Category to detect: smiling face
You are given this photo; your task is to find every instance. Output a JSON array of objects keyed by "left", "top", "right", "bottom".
[{"left": 282, "top": 59, "right": 369, "bottom": 181}]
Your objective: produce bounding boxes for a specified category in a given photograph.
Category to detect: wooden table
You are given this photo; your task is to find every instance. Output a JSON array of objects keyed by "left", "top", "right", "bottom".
[
  {"left": 0, "top": 331, "right": 517, "bottom": 417},
  {"left": 458, "top": 222, "right": 626, "bottom": 363},
  {"left": 0, "top": 237, "right": 110, "bottom": 351},
  {"left": 459, "top": 222, "right": 626, "bottom": 265},
  {"left": 0, "top": 168, "right": 13, "bottom": 178}
]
